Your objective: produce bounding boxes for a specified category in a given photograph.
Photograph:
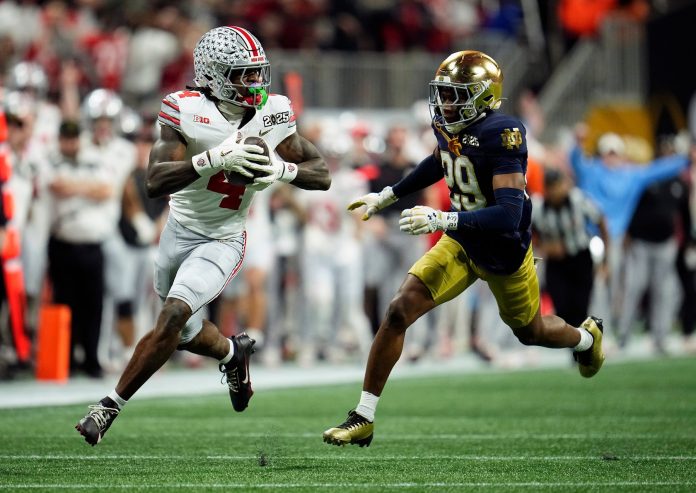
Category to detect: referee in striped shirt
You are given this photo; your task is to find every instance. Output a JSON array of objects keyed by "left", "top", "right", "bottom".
[{"left": 532, "top": 169, "right": 610, "bottom": 327}]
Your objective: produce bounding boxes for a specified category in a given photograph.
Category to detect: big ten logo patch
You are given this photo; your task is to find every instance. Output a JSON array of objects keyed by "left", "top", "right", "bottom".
[{"left": 194, "top": 115, "right": 210, "bottom": 124}]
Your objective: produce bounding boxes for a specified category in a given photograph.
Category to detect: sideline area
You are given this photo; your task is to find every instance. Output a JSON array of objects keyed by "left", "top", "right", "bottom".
[{"left": 1, "top": 333, "right": 685, "bottom": 409}]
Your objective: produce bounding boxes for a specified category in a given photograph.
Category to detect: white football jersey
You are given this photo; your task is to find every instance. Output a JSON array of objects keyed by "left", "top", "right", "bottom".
[
  {"left": 158, "top": 89, "right": 296, "bottom": 239},
  {"left": 80, "top": 134, "right": 137, "bottom": 232}
]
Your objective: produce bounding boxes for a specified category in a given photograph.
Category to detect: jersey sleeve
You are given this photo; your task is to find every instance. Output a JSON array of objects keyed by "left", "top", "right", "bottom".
[
  {"left": 479, "top": 115, "right": 528, "bottom": 176},
  {"left": 157, "top": 93, "right": 182, "bottom": 133}
]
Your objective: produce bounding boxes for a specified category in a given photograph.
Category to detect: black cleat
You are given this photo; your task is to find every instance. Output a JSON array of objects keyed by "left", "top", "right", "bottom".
[
  {"left": 220, "top": 333, "right": 256, "bottom": 412},
  {"left": 323, "top": 410, "right": 374, "bottom": 447},
  {"left": 75, "top": 397, "right": 120, "bottom": 446}
]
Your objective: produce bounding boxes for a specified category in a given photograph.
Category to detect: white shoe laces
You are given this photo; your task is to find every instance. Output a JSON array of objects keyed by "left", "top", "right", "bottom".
[
  {"left": 87, "top": 404, "right": 119, "bottom": 429},
  {"left": 220, "top": 366, "right": 239, "bottom": 392}
]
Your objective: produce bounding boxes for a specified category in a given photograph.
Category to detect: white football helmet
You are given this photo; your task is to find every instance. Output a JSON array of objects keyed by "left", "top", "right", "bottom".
[
  {"left": 82, "top": 89, "right": 123, "bottom": 121},
  {"left": 193, "top": 26, "right": 271, "bottom": 109},
  {"left": 7, "top": 62, "right": 48, "bottom": 97},
  {"left": 3, "top": 90, "right": 37, "bottom": 121}
]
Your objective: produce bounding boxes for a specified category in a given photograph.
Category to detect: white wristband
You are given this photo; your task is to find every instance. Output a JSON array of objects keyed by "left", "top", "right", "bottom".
[
  {"left": 191, "top": 151, "right": 215, "bottom": 177},
  {"left": 278, "top": 161, "right": 299, "bottom": 183},
  {"left": 443, "top": 212, "right": 458, "bottom": 230},
  {"left": 379, "top": 186, "right": 398, "bottom": 207}
]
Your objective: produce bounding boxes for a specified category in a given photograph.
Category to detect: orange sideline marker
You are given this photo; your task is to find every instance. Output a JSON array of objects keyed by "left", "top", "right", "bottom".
[{"left": 35, "top": 305, "right": 71, "bottom": 382}]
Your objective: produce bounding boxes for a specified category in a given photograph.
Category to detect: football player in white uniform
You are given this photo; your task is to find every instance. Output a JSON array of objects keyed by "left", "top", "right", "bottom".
[
  {"left": 80, "top": 89, "right": 138, "bottom": 377},
  {"left": 76, "top": 26, "right": 330, "bottom": 446}
]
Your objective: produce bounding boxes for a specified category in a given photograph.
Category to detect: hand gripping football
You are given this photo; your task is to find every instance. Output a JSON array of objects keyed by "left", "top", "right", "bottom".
[{"left": 224, "top": 136, "right": 271, "bottom": 185}]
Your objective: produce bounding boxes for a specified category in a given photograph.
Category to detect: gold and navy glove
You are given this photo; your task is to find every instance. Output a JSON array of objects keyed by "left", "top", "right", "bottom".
[{"left": 399, "top": 206, "right": 458, "bottom": 235}]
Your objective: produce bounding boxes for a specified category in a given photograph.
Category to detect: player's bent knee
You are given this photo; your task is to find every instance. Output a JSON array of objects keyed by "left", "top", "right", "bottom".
[
  {"left": 157, "top": 299, "right": 192, "bottom": 335},
  {"left": 512, "top": 325, "right": 541, "bottom": 346},
  {"left": 384, "top": 299, "right": 409, "bottom": 332},
  {"left": 385, "top": 293, "right": 428, "bottom": 331}
]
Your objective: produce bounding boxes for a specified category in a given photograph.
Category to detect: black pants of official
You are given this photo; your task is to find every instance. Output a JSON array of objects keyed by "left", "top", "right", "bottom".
[
  {"left": 676, "top": 246, "right": 696, "bottom": 337},
  {"left": 545, "top": 249, "right": 594, "bottom": 328},
  {"left": 48, "top": 237, "right": 104, "bottom": 376}
]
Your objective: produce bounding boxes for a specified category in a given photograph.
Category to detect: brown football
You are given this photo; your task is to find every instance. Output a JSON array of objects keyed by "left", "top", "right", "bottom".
[{"left": 224, "top": 135, "right": 271, "bottom": 185}]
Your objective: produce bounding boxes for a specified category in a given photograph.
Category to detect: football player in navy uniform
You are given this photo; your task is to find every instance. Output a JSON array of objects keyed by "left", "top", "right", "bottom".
[{"left": 323, "top": 51, "right": 604, "bottom": 447}]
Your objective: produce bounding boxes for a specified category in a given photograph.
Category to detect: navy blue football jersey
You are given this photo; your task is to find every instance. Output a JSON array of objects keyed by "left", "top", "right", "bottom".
[{"left": 432, "top": 111, "right": 533, "bottom": 274}]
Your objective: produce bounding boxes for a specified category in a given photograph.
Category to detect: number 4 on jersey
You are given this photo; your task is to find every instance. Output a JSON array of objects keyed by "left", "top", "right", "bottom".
[{"left": 207, "top": 171, "right": 245, "bottom": 210}]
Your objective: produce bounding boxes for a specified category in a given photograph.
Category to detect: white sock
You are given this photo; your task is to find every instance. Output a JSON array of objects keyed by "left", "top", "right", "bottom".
[
  {"left": 573, "top": 327, "right": 594, "bottom": 352},
  {"left": 219, "top": 339, "right": 235, "bottom": 365},
  {"left": 355, "top": 391, "right": 379, "bottom": 422},
  {"left": 107, "top": 391, "right": 128, "bottom": 409}
]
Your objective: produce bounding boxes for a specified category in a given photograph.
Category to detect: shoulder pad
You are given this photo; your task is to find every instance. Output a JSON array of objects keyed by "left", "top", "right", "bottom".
[
  {"left": 478, "top": 113, "right": 527, "bottom": 154},
  {"left": 260, "top": 94, "right": 296, "bottom": 130},
  {"left": 158, "top": 92, "right": 182, "bottom": 132}
]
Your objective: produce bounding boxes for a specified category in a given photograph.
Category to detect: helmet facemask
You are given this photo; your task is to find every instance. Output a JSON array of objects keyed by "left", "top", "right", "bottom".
[
  {"left": 194, "top": 26, "right": 271, "bottom": 110},
  {"left": 204, "top": 60, "right": 271, "bottom": 109}
]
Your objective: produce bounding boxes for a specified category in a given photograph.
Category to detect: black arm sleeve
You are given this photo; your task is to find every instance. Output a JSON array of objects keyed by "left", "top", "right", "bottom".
[
  {"left": 392, "top": 152, "right": 443, "bottom": 198},
  {"left": 456, "top": 187, "right": 524, "bottom": 233}
]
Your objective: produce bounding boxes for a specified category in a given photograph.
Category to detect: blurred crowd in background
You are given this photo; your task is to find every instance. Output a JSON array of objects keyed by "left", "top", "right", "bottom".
[{"left": 0, "top": 0, "right": 695, "bottom": 381}]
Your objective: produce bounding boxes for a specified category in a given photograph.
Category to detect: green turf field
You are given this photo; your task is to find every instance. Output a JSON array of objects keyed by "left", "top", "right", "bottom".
[{"left": 1, "top": 357, "right": 695, "bottom": 492}]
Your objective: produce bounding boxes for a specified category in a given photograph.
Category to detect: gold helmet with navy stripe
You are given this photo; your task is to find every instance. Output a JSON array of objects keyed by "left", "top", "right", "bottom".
[
  {"left": 193, "top": 26, "right": 271, "bottom": 109},
  {"left": 429, "top": 51, "right": 503, "bottom": 133}
]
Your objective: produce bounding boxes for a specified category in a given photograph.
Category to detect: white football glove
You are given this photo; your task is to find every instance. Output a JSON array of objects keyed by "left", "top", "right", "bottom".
[
  {"left": 192, "top": 134, "right": 270, "bottom": 178},
  {"left": 347, "top": 186, "right": 398, "bottom": 221},
  {"left": 247, "top": 152, "right": 300, "bottom": 191},
  {"left": 399, "top": 206, "right": 458, "bottom": 235}
]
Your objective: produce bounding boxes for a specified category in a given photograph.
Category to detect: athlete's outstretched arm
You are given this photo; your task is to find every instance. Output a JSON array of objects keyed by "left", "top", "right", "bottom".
[
  {"left": 399, "top": 172, "right": 527, "bottom": 235},
  {"left": 146, "top": 125, "right": 198, "bottom": 198},
  {"left": 276, "top": 132, "right": 331, "bottom": 190},
  {"left": 392, "top": 150, "right": 443, "bottom": 197}
]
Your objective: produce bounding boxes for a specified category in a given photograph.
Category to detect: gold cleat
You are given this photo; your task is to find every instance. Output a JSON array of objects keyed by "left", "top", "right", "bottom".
[
  {"left": 323, "top": 410, "right": 374, "bottom": 447},
  {"left": 574, "top": 316, "right": 605, "bottom": 378}
]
